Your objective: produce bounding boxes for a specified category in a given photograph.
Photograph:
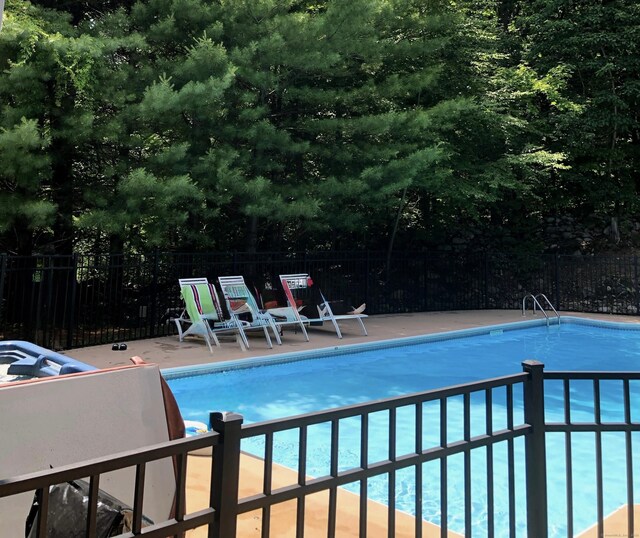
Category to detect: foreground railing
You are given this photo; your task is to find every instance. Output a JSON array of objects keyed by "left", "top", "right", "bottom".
[
  {"left": 0, "top": 415, "right": 230, "bottom": 538},
  {"left": 1, "top": 363, "right": 639, "bottom": 537},
  {"left": 544, "top": 370, "right": 640, "bottom": 538},
  {"left": 237, "top": 362, "right": 542, "bottom": 537}
]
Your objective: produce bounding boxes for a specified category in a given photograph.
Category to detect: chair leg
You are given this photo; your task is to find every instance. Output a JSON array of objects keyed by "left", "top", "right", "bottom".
[
  {"left": 235, "top": 321, "right": 250, "bottom": 351},
  {"left": 174, "top": 319, "right": 184, "bottom": 342},
  {"left": 269, "top": 319, "right": 282, "bottom": 345},
  {"left": 356, "top": 317, "right": 368, "bottom": 336},
  {"left": 235, "top": 333, "right": 247, "bottom": 351},
  {"left": 262, "top": 326, "right": 273, "bottom": 348},
  {"left": 329, "top": 316, "right": 343, "bottom": 339},
  {"left": 203, "top": 331, "right": 214, "bottom": 354},
  {"left": 298, "top": 320, "right": 310, "bottom": 342},
  {"left": 205, "top": 324, "right": 221, "bottom": 347}
]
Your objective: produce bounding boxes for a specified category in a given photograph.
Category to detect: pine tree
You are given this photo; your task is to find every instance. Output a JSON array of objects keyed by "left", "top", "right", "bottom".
[{"left": 0, "top": 0, "right": 85, "bottom": 254}]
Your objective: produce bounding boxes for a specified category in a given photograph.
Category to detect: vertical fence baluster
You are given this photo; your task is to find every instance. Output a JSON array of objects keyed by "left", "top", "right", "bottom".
[
  {"left": 523, "top": 360, "right": 548, "bottom": 538},
  {"left": 507, "top": 384, "right": 516, "bottom": 537},
  {"left": 635, "top": 256, "right": 639, "bottom": 315},
  {"left": 440, "top": 397, "right": 448, "bottom": 538},
  {"left": 554, "top": 254, "right": 561, "bottom": 310},
  {"left": 132, "top": 463, "right": 146, "bottom": 534},
  {"left": 486, "top": 388, "right": 494, "bottom": 537},
  {"left": 35, "top": 486, "right": 50, "bottom": 538},
  {"left": 86, "top": 474, "right": 100, "bottom": 538},
  {"left": 44, "top": 256, "right": 55, "bottom": 348},
  {"left": 297, "top": 426, "right": 307, "bottom": 538},
  {"left": 78, "top": 256, "right": 86, "bottom": 345},
  {"left": 174, "top": 452, "right": 188, "bottom": 530},
  {"left": 594, "top": 379, "right": 604, "bottom": 536},
  {"left": 388, "top": 407, "right": 396, "bottom": 538},
  {"left": 415, "top": 403, "right": 423, "bottom": 538},
  {"left": 66, "top": 254, "right": 78, "bottom": 349},
  {"left": 624, "top": 378, "right": 635, "bottom": 536},
  {"left": 0, "top": 253, "right": 6, "bottom": 332},
  {"left": 328, "top": 418, "right": 339, "bottom": 538},
  {"left": 108, "top": 254, "right": 115, "bottom": 344},
  {"left": 365, "top": 250, "right": 371, "bottom": 309},
  {"left": 360, "top": 413, "right": 369, "bottom": 538},
  {"left": 483, "top": 253, "right": 489, "bottom": 309},
  {"left": 150, "top": 250, "right": 159, "bottom": 338},
  {"left": 209, "top": 412, "right": 243, "bottom": 538},
  {"left": 463, "top": 392, "right": 471, "bottom": 538},
  {"left": 33, "top": 256, "right": 44, "bottom": 345},
  {"left": 563, "top": 378, "right": 573, "bottom": 536},
  {"left": 262, "top": 432, "right": 273, "bottom": 538}
]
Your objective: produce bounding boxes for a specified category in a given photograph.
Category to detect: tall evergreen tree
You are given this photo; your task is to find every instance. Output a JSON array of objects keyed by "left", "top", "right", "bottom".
[
  {"left": 0, "top": 0, "right": 86, "bottom": 254},
  {"left": 4, "top": 0, "right": 634, "bottom": 256}
]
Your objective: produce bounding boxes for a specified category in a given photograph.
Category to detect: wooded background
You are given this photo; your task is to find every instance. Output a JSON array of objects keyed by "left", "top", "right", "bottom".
[{"left": 1, "top": 0, "right": 638, "bottom": 257}]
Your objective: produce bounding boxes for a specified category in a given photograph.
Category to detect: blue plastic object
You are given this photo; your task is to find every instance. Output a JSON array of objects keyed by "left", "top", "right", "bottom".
[{"left": 0, "top": 341, "right": 96, "bottom": 378}]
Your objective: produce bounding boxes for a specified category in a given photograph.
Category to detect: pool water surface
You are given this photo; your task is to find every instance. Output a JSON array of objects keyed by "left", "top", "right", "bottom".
[{"left": 166, "top": 318, "right": 640, "bottom": 537}]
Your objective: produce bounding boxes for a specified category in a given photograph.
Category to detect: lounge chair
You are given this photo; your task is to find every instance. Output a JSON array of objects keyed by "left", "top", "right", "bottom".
[
  {"left": 275, "top": 273, "right": 368, "bottom": 339},
  {"left": 174, "top": 277, "right": 250, "bottom": 352},
  {"left": 217, "top": 275, "right": 282, "bottom": 348},
  {"left": 251, "top": 277, "right": 311, "bottom": 341}
]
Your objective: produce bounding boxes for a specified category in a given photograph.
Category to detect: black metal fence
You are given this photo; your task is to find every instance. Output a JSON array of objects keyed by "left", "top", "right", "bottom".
[
  {"left": 1, "top": 251, "right": 639, "bottom": 349},
  {"left": 0, "top": 419, "right": 226, "bottom": 538},
  {"left": 2, "top": 362, "right": 637, "bottom": 537},
  {"left": 235, "top": 361, "right": 542, "bottom": 538}
]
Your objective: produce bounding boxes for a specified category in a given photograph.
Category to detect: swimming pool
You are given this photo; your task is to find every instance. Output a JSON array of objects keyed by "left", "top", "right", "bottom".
[{"left": 165, "top": 317, "right": 640, "bottom": 536}]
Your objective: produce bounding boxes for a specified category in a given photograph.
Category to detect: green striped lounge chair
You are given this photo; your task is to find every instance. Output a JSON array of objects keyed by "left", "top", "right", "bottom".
[{"left": 175, "top": 278, "right": 249, "bottom": 352}]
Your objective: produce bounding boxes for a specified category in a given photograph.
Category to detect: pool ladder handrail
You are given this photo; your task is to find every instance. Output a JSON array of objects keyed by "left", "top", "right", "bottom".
[{"left": 522, "top": 293, "right": 560, "bottom": 326}]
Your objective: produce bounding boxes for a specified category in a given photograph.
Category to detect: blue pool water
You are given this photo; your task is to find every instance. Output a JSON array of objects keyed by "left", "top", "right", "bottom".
[{"left": 166, "top": 318, "right": 640, "bottom": 537}]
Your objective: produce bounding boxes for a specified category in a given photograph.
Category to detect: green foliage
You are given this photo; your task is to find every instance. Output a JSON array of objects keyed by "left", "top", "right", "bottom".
[
  {"left": 1, "top": 0, "right": 636, "bottom": 256},
  {"left": 77, "top": 168, "right": 200, "bottom": 248},
  {"left": 520, "top": 0, "right": 640, "bottom": 220},
  {"left": 0, "top": 118, "right": 54, "bottom": 233}
]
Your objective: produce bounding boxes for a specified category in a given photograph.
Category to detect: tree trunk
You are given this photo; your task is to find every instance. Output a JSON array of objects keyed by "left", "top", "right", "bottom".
[
  {"left": 48, "top": 85, "right": 75, "bottom": 255},
  {"left": 385, "top": 186, "right": 408, "bottom": 281},
  {"left": 14, "top": 217, "right": 34, "bottom": 256},
  {"left": 246, "top": 215, "right": 259, "bottom": 253}
]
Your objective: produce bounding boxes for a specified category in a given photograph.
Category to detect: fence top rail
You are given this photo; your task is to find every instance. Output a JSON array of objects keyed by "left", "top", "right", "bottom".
[
  {"left": 242, "top": 372, "right": 529, "bottom": 438},
  {"left": 544, "top": 371, "right": 640, "bottom": 381},
  {"left": 0, "top": 431, "right": 219, "bottom": 498}
]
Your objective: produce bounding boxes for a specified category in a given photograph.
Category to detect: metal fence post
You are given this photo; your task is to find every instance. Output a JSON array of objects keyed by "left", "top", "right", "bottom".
[
  {"left": 365, "top": 250, "right": 370, "bottom": 309},
  {"left": 554, "top": 254, "right": 560, "bottom": 310},
  {"left": 32, "top": 256, "right": 45, "bottom": 345},
  {"left": 522, "top": 360, "right": 548, "bottom": 538},
  {"left": 149, "top": 250, "right": 159, "bottom": 338},
  {"left": 66, "top": 254, "right": 78, "bottom": 349},
  {"left": 483, "top": 253, "right": 489, "bottom": 309},
  {"left": 0, "top": 253, "right": 6, "bottom": 327},
  {"left": 635, "top": 256, "right": 639, "bottom": 315},
  {"left": 209, "top": 411, "right": 244, "bottom": 538}
]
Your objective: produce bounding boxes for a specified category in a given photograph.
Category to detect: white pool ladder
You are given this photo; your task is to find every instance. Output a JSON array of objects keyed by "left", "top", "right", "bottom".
[{"left": 522, "top": 293, "right": 560, "bottom": 326}]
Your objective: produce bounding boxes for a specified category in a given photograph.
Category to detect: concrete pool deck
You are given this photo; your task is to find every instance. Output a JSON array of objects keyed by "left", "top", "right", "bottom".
[
  {"left": 63, "top": 310, "right": 640, "bottom": 536},
  {"left": 63, "top": 309, "right": 640, "bottom": 371}
]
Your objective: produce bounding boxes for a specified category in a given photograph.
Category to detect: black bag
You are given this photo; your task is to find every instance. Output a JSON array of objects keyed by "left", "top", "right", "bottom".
[{"left": 25, "top": 479, "right": 152, "bottom": 538}]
